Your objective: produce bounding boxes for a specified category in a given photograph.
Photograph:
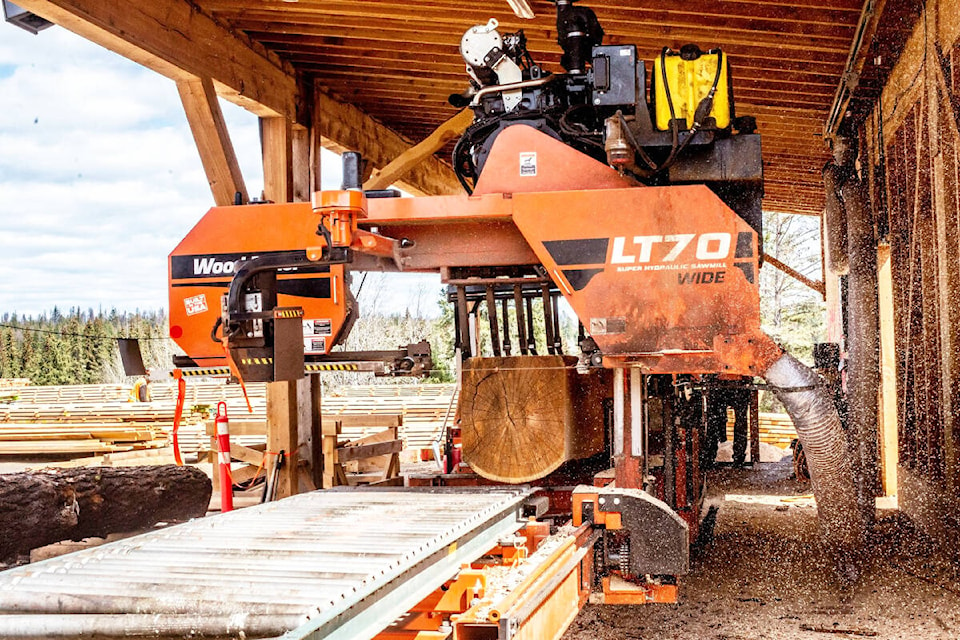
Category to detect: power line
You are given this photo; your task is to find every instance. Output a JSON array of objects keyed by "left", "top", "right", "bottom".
[{"left": 0, "top": 323, "right": 170, "bottom": 342}]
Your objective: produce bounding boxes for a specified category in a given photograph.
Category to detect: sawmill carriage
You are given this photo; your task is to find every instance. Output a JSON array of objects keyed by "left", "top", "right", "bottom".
[{"left": 165, "top": 0, "right": 858, "bottom": 621}]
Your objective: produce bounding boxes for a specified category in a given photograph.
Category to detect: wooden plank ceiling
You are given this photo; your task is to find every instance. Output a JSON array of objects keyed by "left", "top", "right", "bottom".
[{"left": 196, "top": 0, "right": 868, "bottom": 216}]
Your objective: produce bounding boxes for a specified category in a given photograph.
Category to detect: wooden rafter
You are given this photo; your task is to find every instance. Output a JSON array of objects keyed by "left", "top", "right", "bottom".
[
  {"left": 317, "top": 91, "right": 462, "bottom": 196},
  {"left": 176, "top": 76, "right": 247, "bottom": 207},
  {"left": 763, "top": 253, "right": 826, "bottom": 297}
]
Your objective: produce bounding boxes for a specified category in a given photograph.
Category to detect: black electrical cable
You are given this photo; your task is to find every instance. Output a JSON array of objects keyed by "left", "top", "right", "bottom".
[
  {"left": 616, "top": 111, "right": 657, "bottom": 172},
  {"left": 0, "top": 322, "right": 170, "bottom": 341},
  {"left": 658, "top": 48, "right": 724, "bottom": 171},
  {"left": 661, "top": 46, "right": 681, "bottom": 168},
  {"left": 354, "top": 272, "right": 369, "bottom": 299}
]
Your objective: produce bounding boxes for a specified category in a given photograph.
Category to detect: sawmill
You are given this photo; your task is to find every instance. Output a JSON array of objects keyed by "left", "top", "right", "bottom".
[{"left": 2, "top": 0, "right": 960, "bottom": 638}]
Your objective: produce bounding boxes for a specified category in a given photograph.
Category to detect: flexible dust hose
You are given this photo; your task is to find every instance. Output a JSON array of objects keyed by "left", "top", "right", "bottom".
[
  {"left": 763, "top": 352, "right": 867, "bottom": 552},
  {"left": 822, "top": 162, "right": 850, "bottom": 275},
  {"left": 841, "top": 172, "right": 881, "bottom": 527}
]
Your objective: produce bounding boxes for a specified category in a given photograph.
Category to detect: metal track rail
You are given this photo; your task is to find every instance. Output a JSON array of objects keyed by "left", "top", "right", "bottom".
[{"left": 0, "top": 487, "right": 533, "bottom": 639}]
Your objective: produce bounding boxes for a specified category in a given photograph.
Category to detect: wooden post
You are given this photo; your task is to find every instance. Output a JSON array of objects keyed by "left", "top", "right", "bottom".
[
  {"left": 322, "top": 418, "right": 340, "bottom": 489},
  {"left": 266, "top": 381, "right": 299, "bottom": 500},
  {"left": 292, "top": 125, "right": 312, "bottom": 204},
  {"left": 749, "top": 388, "right": 761, "bottom": 466},
  {"left": 878, "top": 243, "right": 899, "bottom": 496},
  {"left": 261, "top": 116, "right": 293, "bottom": 203},
  {"left": 260, "top": 103, "right": 303, "bottom": 497},
  {"left": 294, "top": 374, "right": 324, "bottom": 492},
  {"left": 176, "top": 75, "right": 247, "bottom": 206},
  {"left": 310, "top": 82, "right": 325, "bottom": 194}
]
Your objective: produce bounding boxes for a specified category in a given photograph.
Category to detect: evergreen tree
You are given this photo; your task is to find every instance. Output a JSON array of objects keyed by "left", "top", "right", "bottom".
[{"left": 0, "top": 310, "right": 173, "bottom": 385}]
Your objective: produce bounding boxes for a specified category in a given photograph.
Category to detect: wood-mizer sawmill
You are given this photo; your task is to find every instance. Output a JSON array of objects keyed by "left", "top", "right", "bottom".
[{"left": 0, "top": 2, "right": 870, "bottom": 638}]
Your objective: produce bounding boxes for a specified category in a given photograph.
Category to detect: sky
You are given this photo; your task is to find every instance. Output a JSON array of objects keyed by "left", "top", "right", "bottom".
[{"left": 0, "top": 22, "right": 442, "bottom": 318}]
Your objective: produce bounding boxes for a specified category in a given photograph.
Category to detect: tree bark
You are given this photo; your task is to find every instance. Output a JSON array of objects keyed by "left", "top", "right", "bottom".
[{"left": 0, "top": 465, "right": 211, "bottom": 561}]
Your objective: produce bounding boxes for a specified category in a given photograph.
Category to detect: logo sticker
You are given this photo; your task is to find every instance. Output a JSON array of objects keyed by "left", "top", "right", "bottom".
[
  {"left": 519, "top": 152, "right": 537, "bottom": 177},
  {"left": 184, "top": 294, "right": 208, "bottom": 316}
]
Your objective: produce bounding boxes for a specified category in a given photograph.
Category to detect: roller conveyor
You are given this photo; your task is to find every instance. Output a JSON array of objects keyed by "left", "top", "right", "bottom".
[{"left": 0, "top": 487, "right": 534, "bottom": 639}]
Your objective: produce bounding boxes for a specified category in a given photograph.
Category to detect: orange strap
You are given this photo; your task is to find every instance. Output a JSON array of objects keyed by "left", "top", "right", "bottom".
[
  {"left": 220, "top": 341, "right": 254, "bottom": 414},
  {"left": 171, "top": 369, "right": 185, "bottom": 466}
]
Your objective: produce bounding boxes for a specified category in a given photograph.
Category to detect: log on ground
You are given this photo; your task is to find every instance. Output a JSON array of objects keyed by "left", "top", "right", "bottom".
[
  {"left": 460, "top": 356, "right": 607, "bottom": 483},
  {"left": 0, "top": 465, "right": 212, "bottom": 561}
]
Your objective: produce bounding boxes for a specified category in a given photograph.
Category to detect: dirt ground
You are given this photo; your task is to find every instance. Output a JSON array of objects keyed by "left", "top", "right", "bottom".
[{"left": 563, "top": 460, "right": 960, "bottom": 640}]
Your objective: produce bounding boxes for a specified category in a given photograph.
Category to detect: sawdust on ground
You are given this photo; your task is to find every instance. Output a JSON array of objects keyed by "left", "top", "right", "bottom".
[{"left": 562, "top": 460, "right": 960, "bottom": 640}]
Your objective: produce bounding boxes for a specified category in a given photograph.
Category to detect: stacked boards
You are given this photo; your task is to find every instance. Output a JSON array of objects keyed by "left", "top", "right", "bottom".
[
  {"left": 725, "top": 410, "right": 799, "bottom": 448},
  {"left": 0, "top": 401, "right": 177, "bottom": 457}
]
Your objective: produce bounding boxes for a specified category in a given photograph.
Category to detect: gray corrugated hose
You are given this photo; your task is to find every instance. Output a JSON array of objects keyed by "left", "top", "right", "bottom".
[
  {"left": 840, "top": 172, "right": 881, "bottom": 527},
  {"left": 822, "top": 162, "right": 850, "bottom": 276},
  {"left": 764, "top": 352, "right": 867, "bottom": 554}
]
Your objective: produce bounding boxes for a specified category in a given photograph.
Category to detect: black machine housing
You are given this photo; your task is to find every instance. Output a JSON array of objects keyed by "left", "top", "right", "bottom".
[{"left": 450, "top": 0, "right": 764, "bottom": 239}]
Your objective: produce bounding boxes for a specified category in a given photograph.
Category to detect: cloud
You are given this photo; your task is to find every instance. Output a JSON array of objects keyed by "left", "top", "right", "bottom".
[{"left": 0, "top": 24, "right": 441, "bottom": 319}]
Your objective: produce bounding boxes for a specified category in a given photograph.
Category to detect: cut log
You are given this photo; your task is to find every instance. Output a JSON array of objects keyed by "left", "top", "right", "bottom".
[
  {"left": 0, "top": 465, "right": 212, "bottom": 561},
  {"left": 460, "top": 356, "right": 608, "bottom": 483}
]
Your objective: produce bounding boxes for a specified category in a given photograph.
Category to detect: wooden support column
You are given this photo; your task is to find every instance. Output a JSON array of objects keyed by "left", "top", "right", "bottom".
[
  {"left": 821, "top": 212, "right": 844, "bottom": 345},
  {"left": 261, "top": 106, "right": 314, "bottom": 497},
  {"left": 294, "top": 375, "right": 323, "bottom": 493},
  {"left": 309, "top": 375, "right": 323, "bottom": 489},
  {"left": 310, "top": 83, "right": 325, "bottom": 194},
  {"left": 261, "top": 116, "right": 293, "bottom": 203},
  {"left": 878, "top": 243, "right": 899, "bottom": 496},
  {"left": 292, "top": 125, "right": 312, "bottom": 203},
  {"left": 176, "top": 76, "right": 247, "bottom": 206},
  {"left": 266, "top": 380, "right": 299, "bottom": 501}
]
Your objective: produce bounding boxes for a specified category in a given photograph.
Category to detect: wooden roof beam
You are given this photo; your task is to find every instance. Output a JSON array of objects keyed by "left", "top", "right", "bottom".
[
  {"left": 15, "top": 0, "right": 299, "bottom": 121},
  {"left": 316, "top": 90, "right": 462, "bottom": 196}
]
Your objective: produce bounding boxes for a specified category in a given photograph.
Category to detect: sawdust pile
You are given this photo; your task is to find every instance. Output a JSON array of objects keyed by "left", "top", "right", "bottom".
[{"left": 562, "top": 461, "right": 960, "bottom": 640}]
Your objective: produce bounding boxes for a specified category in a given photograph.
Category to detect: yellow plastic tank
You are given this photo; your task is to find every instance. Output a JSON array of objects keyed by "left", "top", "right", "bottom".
[{"left": 653, "top": 46, "right": 732, "bottom": 131}]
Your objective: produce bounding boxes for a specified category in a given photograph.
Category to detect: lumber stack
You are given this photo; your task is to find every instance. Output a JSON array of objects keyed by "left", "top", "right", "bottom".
[
  {"left": 0, "top": 399, "right": 198, "bottom": 459},
  {"left": 323, "top": 386, "right": 456, "bottom": 450},
  {"left": 9, "top": 383, "right": 130, "bottom": 404},
  {"left": 0, "top": 378, "right": 30, "bottom": 403},
  {"left": 0, "top": 381, "right": 460, "bottom": 462},
  {"left": 725, "top": 410, "right": 798, "bottom": 448},
  {"left": 0, "top": 422, "right": 170, "bottom": 456}
]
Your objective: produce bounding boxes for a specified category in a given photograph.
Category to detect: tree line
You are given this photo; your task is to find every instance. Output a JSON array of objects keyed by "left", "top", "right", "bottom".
[{"left": 0, "top": 309, "right": 172, "bottom": 385}]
